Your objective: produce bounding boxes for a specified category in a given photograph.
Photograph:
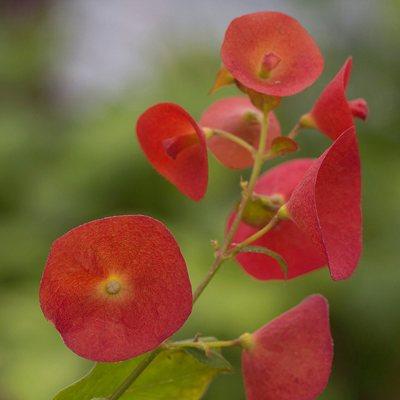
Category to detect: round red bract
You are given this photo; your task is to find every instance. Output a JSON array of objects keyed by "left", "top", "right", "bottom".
[
  {"left": 39, "top": 215, "right": 193, "bottom": 362},
  {"left": 221, "top": 12, "right": 324, "bottom": 97}
]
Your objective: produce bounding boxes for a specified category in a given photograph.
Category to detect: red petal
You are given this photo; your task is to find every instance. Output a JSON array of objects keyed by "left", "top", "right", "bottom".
[
  {"left": 136, "top": 103, "right": 208, "bottom": 201},
  {"left": 200, "top": 97, "right": 281, "bottom": 169},
  {"left": 39, "top": 215, "right": 193, "bottom": 362},
  {"left": 288, "top": 128, "right": 362, "bottom": 280},
  {"left": 311, "top": 58, "right": 355, "bottom": 139},
  {"left": 348, "top": 98, "right": 369, "bottom": 120},
  {"left": 242, "top": 295, "right": 333, "bottom": 400},
  {"left": 230, "top": 159, "right": 326, "bottom": 280},
  {"left": 221, "top": 12, "right": 324, "bottom": 97}
]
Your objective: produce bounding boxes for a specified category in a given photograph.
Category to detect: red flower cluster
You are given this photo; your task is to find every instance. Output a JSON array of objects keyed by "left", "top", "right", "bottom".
[{"left": 40, "top": 10, "right": 369, "bottom": 400}]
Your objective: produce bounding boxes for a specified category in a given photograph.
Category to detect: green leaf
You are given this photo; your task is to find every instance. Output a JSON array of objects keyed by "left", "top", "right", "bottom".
[
  {"left": 53, "top": 349, "right": 231, "bottom": 400},
  {"left": 270, "top": 136, "right": 298, "bottom": 156},
  {"left": 238, "top": 245, "right": 288, "bottom": 278},
  {"left": 183, "top": 347, "right": 232, "bottom": 370}
]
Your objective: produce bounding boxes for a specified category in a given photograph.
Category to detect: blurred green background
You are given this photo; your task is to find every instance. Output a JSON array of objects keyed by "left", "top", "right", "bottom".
[{"left": 1, "top": 1, "right": 399, "bottom": 399}]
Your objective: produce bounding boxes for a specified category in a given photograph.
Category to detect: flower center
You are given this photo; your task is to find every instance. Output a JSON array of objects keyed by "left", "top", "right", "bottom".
[
  {"left": 162, "top": 133, "right": 199, "bottom": 159},
  {"left": 105, "top": 279, "right": 122, "bottom": 295},
  {"left": 259, "top": 52, "right": 281, "bottom": 79}
]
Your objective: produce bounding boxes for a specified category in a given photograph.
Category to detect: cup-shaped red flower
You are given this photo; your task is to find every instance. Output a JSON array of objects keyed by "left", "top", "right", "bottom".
[
  {"left": 242, "top": 295, "right": 333, "bottom": 400},
  {"left": 200, "top": 97, "right": 281, "bottom": 169},
  {"left": 230, "top": 159, "right": 326, "bottom": 280},
  {"left": 221, "top": 12, "right": 324, "bottom": 97},
  {"left": 136, "top": 103, "right": 208, "bottom": 201},
  {"left": 288, "top": 127, "right": 362, "bottom": 280},
  {"left": 309, "top": 57, "right": 369, "bottom": 139},
  {"left": 39, "top": 215, "right": 193, "bottom": 362}
]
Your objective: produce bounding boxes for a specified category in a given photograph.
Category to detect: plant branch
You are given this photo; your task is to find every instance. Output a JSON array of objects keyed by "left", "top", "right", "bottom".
[
  {"left": 203, "top": 127, "right": 256, "bottom": 156},
  {"left": 107, "top": 111, "right": 271, "bottom": 400},
  {"left": 165, "top": 338, "right": 241, "bottom": 350},
  {"left": 287, "top": 122, "right": 301, "bottom": 139},
  {"left": 107, "top": 349, "right": 162, "bottom": 400},
  {"left": 228, "top": 214, "right": 280, "bottom": 255}
]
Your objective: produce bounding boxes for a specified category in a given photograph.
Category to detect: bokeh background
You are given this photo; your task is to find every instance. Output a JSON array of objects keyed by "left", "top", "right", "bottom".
[{"left": 1, "top": 0, "right": 399, "bottom": 399}]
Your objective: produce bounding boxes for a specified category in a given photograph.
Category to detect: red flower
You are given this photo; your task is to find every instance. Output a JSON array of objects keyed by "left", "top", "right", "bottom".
[
  {"left": 230, "top": 159, "right": 326, "bottom": 280},
  {"left": 136, "top": 103, "right": 208, "bottom": 201},
  {"left": 230, "top": 128, "right": 361, "bottom": 281},
  {"left": 221, "top": 12, "right": 324, "bottom": 97},
  {"left": 242, "top": 295, "right": 333, "bottom": 400},
  {"left": 39, "top": 215, "right": 193, "bottom": 362},
  {"left": 200, "top": 97, "right": 281, "bottom": 169},
  {"left": 309, "top": 58, "right": 369, "bottom": 139},
  {"left": 288, "top": 128, "right": 362, "bottom": 280}
]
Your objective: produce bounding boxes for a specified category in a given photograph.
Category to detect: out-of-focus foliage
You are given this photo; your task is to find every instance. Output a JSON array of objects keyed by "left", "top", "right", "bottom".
[{"left": 0, "top": 1, "right": 400, "bottom": 399}]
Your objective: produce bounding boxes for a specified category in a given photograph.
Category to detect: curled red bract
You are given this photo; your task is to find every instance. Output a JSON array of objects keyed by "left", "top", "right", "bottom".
[
  {"left": 200, "top": 97, "right": 281, "bottom": 169},
  {"left": 39, "top": 215, "right": 193, "bottom": 362},
  {"left": 136, "top": 103, "right": 208, "bottom": 201},
  {"left": 230, "top": 159, "right": 326, "bottom": 280},
  {"left": 242, "top": 295, "right": 333, "bottom": 400},
  {"left": 230, "top": 128, "right": 361, "bottom": 281},
  {"left": 221, "top": 11, "right": 324, "bottom": 97},
  {"left": 288, "top": 128, "right": 362, "bottom": 280},
  {"left": 311, "top": 58, "right": 368, "bottom": 139}
]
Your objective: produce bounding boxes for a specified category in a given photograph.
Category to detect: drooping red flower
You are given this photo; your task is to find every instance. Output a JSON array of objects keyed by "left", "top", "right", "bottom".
[
  {"left": 309, "top": 58, "right": 369, "bottom": 139},
  {"left": 200, "top": 97, "right": 281, "bottom": 169},
  {"left": 39, "top": 215, "right": 193, "bottom": 362},
  {"left": 230, "top": 128, "right": 361, "bottom": 281},
  {"left": 136, "top": 103, "right": 208, "bottom": 201},
  {"left": 221, "top": 11, "right": 324, "bottom": 97},
  {"left": 230, "top": 159, "right": 326, "bottom": 280},
  {"left": 288, "top": 128, "right": 362, "bottom": 280},
  {"left": 242, "top": 295, "right": 333, "bottom": 400}
]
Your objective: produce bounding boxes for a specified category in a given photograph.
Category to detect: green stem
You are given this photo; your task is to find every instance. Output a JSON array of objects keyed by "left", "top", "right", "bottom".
[
  {"left": 229, "top": 214, "right": 280, "bottom": 255},
  {"left": 107, "top": 349, "right": 161, "bottom": 400},
  {"left": 165, "top": 338, "right": 241, "bottom": 350},
  {"left": 287, "top": 122, "right": 301, "bottom": 139},
  {"left": 203, "top": 127, "right": 256, "bottom": 156},
  {"left": 193, "top": 111, "right": 270, "bottom": 302}
]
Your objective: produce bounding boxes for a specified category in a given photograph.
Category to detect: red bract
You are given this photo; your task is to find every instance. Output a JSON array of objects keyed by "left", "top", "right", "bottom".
[
  {"left": 230, "top": 159, "right": 326, "bottom": 280},
  {"left": 288, "top": 128, "right": 362, "bottom": 280},
  {"left": 221, "top": 12, "right": 324, "bottom": 97},
  {"left": 310, "top": 58, "right": 369, "bottom": 139},
  {"left": 39, "top": 215, "right": 193, "bottom": 362},
  {"left": 200, "top": 97, "right": 281, "bottom": 169},
  {"left": 242, "top": 295, "right": 333, "bottom": 400},
  {"left": 136, "top": 103, "right": 208, "bottom": 201}
]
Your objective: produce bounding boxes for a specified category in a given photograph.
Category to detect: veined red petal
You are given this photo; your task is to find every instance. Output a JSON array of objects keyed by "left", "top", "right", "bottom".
[
  {"left": 39, "top": 215, "right": 193, "bottom": 362},
  {"left": 136, "top": 103, "right": 208, "bottom": 201},
  {"left": 221, "top": 12, "right": 324, "bottom": 97},
  {"left": 242, "top": 295, "right": 333, "bottom": 400}
]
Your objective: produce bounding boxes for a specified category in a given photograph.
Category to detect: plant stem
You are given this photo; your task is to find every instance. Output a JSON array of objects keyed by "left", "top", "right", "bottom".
[
  {"left": 288, "top": 122, "right": 301, "bottom": 139},
  {"left": 165, "top": 338, "right": 241, "bottom": 350},
  {"left": 204, "top": 127, "right": 256, "bottom": 156},
  {"left": 229, "top": 214, "right": 279, "bottom": 255},
  {"left": 193, "top": 111, "right": 270, "bottom": 302},
  {"left": 108, "top": 349, "right": 161, "bottom": 400}
]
